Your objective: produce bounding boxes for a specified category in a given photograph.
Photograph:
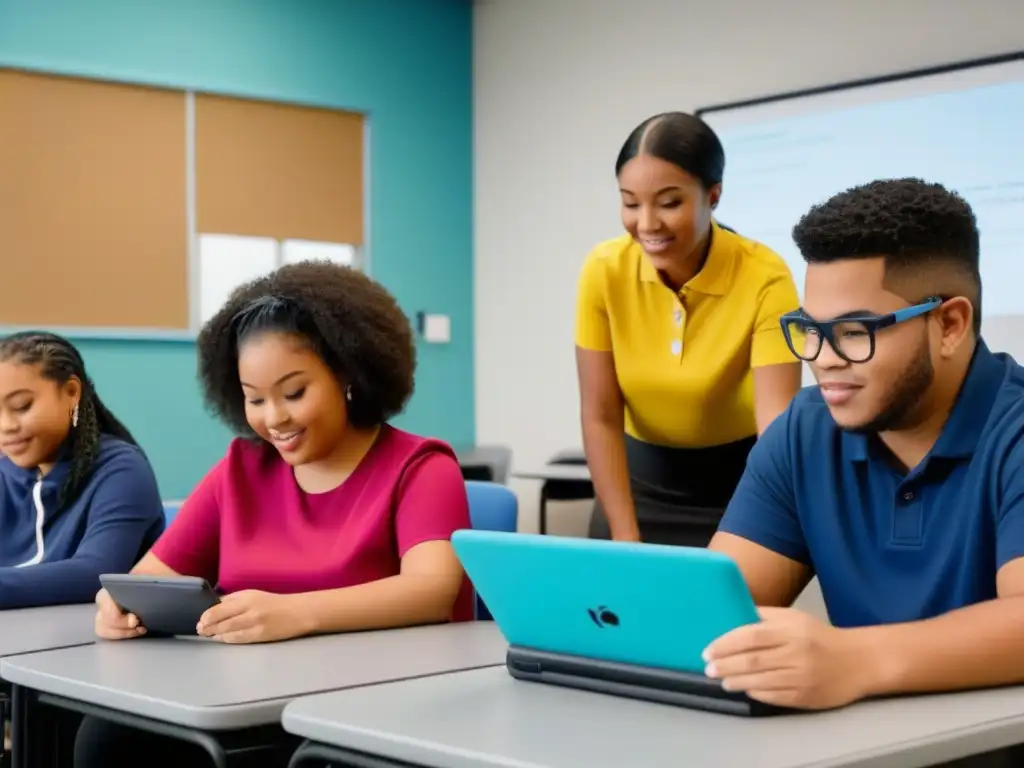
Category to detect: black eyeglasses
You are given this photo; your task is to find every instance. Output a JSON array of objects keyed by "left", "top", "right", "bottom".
[{"left": 779, "top": 296, "right": 943, "bottom": 364}]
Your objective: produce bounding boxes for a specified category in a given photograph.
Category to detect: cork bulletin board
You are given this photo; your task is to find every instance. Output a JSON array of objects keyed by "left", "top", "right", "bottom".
[{"left": 0, "top": 69, "right": 365, "bottom": 333}]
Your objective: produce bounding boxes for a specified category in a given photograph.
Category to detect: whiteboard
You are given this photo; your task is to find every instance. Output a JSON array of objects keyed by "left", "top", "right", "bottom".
[{"left": 699, "top": 57, "right": 1024, "bottom": 315}]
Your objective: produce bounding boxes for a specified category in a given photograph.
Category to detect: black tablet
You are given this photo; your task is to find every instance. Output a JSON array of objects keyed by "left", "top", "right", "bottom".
[{"left": 100, "top": 574, "right": 221, "bottom": 637}]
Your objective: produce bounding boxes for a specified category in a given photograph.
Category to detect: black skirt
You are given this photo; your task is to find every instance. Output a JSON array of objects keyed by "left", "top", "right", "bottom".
[{"left": 588, "top": 434, "right": 756, "bottom": 547}]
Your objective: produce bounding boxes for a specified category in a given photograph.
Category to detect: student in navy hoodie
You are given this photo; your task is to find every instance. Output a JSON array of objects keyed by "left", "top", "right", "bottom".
[{"left": 0, "top": 332, "right": 165, "bottom": 609}]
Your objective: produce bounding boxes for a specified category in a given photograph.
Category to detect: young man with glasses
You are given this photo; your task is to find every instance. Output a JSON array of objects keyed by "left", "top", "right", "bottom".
[{"left": 701, "top": 179, "right": 1024, "bottom": 723}]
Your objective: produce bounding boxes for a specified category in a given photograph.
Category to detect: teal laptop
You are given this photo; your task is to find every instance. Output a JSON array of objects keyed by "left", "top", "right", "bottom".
[{"left": 452, "top": 530, "right": 786, "bottom": 716}]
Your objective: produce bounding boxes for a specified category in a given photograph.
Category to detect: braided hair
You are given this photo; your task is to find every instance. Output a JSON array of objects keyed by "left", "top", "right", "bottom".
[{"left": 0, "top": 332, "right": 139, "bottom": 511}]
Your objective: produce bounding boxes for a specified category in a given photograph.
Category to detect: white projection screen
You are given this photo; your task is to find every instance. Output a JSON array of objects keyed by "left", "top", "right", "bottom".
[{"left": 697, "top": 52, "right": 1024, "bottom": 367}]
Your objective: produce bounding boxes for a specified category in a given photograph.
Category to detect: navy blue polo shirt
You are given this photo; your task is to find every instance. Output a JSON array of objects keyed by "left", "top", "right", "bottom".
[{"left": 718, "top": 340, "right": 1024, "bottom": 628}]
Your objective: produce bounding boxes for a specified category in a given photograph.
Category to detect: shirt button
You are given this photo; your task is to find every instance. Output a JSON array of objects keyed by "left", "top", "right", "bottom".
[
  {"left": 902, "top": 491, "right": 915, "bottom": 502},
  {"left": 670, "top": 340, "right": 682, "bottom": 355}
]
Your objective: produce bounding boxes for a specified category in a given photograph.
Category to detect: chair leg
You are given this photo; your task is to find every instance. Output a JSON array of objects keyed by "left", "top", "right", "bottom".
[{"left": 539, "top": 488, "right": 548, "bottom": 535}]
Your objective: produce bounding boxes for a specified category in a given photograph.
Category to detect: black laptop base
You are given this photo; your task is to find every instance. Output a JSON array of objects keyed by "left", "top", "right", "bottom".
[{"left": 506, "top": 645, "right": 794, "bottom": 717}]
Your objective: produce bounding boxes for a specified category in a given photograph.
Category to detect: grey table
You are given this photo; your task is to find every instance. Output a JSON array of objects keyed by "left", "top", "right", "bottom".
[
  {"left": 282, "top": 666, "right": 1024, "bottom": 768},
  {"left": 512, "top": 465, "right": 593, "bottom": 535},
  {"left": 512, "top": 465, "right": 592, "bottom": 483},
  {"left": 0, "top": 604, "right": 97, "bottom": 768},
  {"left": 0, "top": 604, "right": 96, "bottom": 660},
  {"left": 3, "top": 622, "right": 508, "bottom": 768}
]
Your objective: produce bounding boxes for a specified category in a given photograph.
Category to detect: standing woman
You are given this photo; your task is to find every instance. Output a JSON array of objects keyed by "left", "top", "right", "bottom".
[{"left": 576, "top": 112, "right": 802, "bottom": 546}]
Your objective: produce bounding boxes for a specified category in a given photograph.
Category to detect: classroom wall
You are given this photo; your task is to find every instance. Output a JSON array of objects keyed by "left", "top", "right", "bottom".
[
  {"left": 0, "top": 0, "right": 474, "bottom": 498},
  {"left": 473, "top": 0, "right": 1024, "bottom": 534}
]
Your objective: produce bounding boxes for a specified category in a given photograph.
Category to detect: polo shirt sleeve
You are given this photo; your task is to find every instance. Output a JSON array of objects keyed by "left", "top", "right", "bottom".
[
  {"left": 996, "top": 435, "right": 1024, "bottom": 571},
  {"left": 395, "top": 450, "right": 472, "bottom": 557},
  {"left": 750, "top": 268, "right": 801, "bottom": 369},
  {"left": 150, "top": 461, "right": 222, "bottom": 585},
  {"left": 716, "top": 407, "right": 810, "bottom": 563},
  {"left": 575, "top": 249, "right": 613, "bottom": 352}
]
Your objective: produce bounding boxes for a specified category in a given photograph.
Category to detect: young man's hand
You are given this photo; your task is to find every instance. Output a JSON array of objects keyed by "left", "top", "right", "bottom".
[{"left": 703, "top": 607, "right": 874, "bottom": 710}]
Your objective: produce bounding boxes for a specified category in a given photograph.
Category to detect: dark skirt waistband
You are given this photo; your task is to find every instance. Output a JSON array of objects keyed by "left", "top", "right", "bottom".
[{"left": 624, "top": 434, "right": 755, "bottom": 509}]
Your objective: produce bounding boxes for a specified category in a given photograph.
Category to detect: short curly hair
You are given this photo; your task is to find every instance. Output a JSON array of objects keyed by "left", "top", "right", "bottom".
[
  {"left": 197, "top": 260, "right": 416, "bottom": 436},
  {"left": 792, "top": 178, "right": 982, "bottom": 334}
]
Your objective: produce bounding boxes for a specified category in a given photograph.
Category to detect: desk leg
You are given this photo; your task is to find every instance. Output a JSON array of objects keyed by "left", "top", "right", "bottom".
[
  {"left": 10, "top": 686, "right": 31, "bottom": 768},
  {"left": 9, "top": 685, "right": 51, "bottom": 768},
  {"left": 34, "top": 693, "right": 288, "bottom": 768},
  {"left": 289, "top": 739, "right": 423, "bottom": 768}
]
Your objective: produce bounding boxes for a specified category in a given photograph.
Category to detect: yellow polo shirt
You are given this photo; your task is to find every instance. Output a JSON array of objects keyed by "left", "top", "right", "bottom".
[{"left": 575, "top": 222, "right": 799, "bottom": 448}]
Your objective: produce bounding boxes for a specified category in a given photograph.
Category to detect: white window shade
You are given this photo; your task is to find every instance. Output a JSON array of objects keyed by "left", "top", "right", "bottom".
[
  {"left": 198, "top": 234, "right": 279, "bottom": 324},
  {"left": 281, "top": 239, "right": 357, "bottom": 267}
]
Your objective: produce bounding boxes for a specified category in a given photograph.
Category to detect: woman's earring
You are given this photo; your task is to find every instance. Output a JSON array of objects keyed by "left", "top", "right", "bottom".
[
  {"left": 71, "top": 403, "right": 79, "bottom": 428},
  {"left": 345, "top": 386, "right": 353, "bottom": 402}
]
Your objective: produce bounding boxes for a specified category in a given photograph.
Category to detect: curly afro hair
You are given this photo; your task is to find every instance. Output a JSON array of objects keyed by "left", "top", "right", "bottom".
[
  {"left": 197, "top": 260, "right": 415, "bottom": 436},
  {"left": 792, "top": 178, "right": 982, "bottom": 333}
]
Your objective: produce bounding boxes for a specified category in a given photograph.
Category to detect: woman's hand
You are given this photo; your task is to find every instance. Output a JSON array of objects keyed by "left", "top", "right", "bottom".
[
  {"left": 94, "top": 588, "right": 146, "bottom": 640},
  {"left": 197, "top": 590, "right": 309, "bottom": 644}
]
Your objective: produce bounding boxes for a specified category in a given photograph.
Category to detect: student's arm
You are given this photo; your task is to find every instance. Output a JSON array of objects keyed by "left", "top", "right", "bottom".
[
  {"left": 94, "top": 464, "right": 221, "bottom": 639},
  {"left": 750, "top": 269, "right": 803, "bottom": 434},
  {"left": 139, "top": 464, "right": 222, "bottom": 583},
  {"left": 0, "top": 452, "right": 163, "bottom": 610},
  {"left": 297, "top": 452, "right": 469, "bottom": 632},
  {"left": 709, "top": 409, "right": 812, "bottom": 607},
  {"left": 575, "top": 254, "right": 639, "bottom": 542},
  {"left": 705, "top": 431, "right": 1024, "bottom": 710},
  {"left": 197, "top": 451, "right": 469, "bottom": 643},
  {"left": 844, "top": 438, "right": 1024, "bottom": 699}
]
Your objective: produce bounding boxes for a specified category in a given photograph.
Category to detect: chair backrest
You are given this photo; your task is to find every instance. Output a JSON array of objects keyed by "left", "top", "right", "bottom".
[
  {"left": 547, "top": 448, "right": 587, "bottom": 466},
  {"left": 456, "top": 445, "right": 513, "bottom": 484},
  {"left": 465, "top": 481, "right": 517, "bottom": 533},
  {"left": 162, "top": 501, "right": 183, "bottom": 526},
  {"left": 464, "top": 481, "right": 518, "bottom": 620}
]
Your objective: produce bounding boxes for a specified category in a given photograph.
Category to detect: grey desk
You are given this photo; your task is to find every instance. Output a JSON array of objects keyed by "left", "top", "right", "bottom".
[
  {"left": 0, "top": 604, "right": 97, "bottom": 768},
  {"left": 513, "top": 465, "right": 593, "bottom": 535},
  {"left": 3, "top": 622, "right": 508, "bottom": 768},
  {"left": 283, "top": 666, "right": 1024, "bottom": 768},
  {"left": 0, "top": 604, "right": 96, "bottom": 660}
]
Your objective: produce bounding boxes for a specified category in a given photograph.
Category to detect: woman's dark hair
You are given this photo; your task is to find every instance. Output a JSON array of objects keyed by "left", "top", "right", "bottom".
[
  {"left": 197, "top": 260, "right": 416, "bottom": 437},
  {"left": 0, "top": 331, "right": 139, "bottom": 509},
  {"left": 615, "top": 112, "right": 725, "bottom": 190}
]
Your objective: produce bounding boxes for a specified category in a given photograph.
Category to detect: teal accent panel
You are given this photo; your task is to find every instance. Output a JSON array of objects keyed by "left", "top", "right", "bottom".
[{"left": 0, "top": 0, "right": 475, "bottom": 498}]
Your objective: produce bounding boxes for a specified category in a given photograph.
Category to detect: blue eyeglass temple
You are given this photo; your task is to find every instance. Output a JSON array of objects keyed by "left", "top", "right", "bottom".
[
  {"left": 888, "top": 297, "right": 943, "bottom": 324},
  {"left": 786, "top": 297, "right": 943, "bottom": 328}
]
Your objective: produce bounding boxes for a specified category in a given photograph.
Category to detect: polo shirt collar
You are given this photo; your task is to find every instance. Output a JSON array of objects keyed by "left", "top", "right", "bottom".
[
  {"left": 639, "top": 220, "right": 734, "bottom": 296},
  {"left": 843, "top": 340, "right": 1005, "bottom": 462}
]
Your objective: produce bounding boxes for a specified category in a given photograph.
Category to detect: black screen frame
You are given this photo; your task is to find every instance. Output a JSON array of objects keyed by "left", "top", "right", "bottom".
[{"left": 694, "top": 50, "right": 1024, "bottom": 119}]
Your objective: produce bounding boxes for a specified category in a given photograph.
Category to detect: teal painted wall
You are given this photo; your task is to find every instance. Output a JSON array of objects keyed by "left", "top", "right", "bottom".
[{"left": 0, "top": 0, "right": 475, "bottom": 498}]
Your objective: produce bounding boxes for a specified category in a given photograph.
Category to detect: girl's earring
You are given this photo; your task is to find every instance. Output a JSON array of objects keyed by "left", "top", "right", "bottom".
[
  {"left": 71, "top": 403, "right": 79, "bottom": 428},
  {"left": 345, "top": 386, "right": 353, "bottom": 402}
]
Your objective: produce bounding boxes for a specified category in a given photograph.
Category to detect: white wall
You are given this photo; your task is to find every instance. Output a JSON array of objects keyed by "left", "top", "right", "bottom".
[{"left": 474, "top": 0, "right": 1024, "bottom": 539}]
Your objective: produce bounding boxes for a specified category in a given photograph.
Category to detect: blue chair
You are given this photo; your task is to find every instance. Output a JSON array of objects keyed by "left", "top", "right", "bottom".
[
  {"left": 162, "top": 500, "right": 183, "bottom": 526},
  {"left": 465, "top": 480, "right": 518, "bottom": 619}
]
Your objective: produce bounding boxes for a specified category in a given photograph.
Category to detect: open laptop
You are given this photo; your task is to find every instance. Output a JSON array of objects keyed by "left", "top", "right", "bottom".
[{"left": 451, "top": 530, "right": 789, "bottom": 716}]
